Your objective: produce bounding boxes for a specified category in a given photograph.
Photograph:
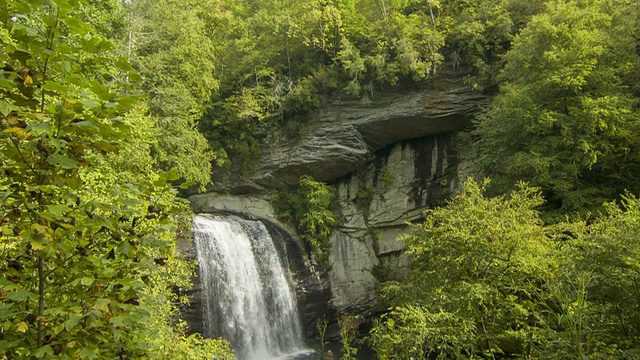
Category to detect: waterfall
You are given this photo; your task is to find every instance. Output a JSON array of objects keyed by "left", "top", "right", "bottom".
[{"left": 193, "top": 214, "right": 308, "bottom": 360}]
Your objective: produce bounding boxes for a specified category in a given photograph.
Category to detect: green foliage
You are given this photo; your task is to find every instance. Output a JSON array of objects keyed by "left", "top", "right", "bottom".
[
  {"left": 124, "top": 0, "right": 221, "bottom": 190},
  {"left": 372, "top": 178, "right": 640, "bottom": 358},
  {"left": 274, "top": 175, "right": 336, "bottom": 265},
  {"left": 546, "top": 195, "right": 640, "bottom": 358},
  {"left": 338, "top": 314, "right": 361, "bottom": 360},
  {"left": 440, "top": 0, "right": 545, "bottom": 88},
  {"left": 315, "top": 316, "right": 329, "bottom": 358},
  {"left": 192, "top": 0, "right": 550, "bottom": 173},
  {"left": 199, "top": 0, "right": 454, "bottom": 167},
  {"left": 0, "top": 1, "right": 233, "bottom": 358},
  {"left": 371, "top": 305, "right": 439, "bottom": 359},
  {"left": 475, "top": 0, "right": 640, "bottom": 215},
  {"left": 372, "top": 178, "right": 556, "bottom": 358}
]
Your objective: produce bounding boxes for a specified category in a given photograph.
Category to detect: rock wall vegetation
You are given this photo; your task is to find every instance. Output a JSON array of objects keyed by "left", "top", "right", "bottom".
[{"left": 189, "top": 71, "right": 486, "bottom": 340}]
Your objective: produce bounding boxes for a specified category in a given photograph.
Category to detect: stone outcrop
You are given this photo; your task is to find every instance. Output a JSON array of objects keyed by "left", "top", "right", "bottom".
[
  {"left": 189, "top": 194, "right": 297, "bottom": 240},
  {"left": 327, "top": 132, "right": 474, "bottom": 315},
  {"left": 213, "top": 71, "right": 488, "bottom": 193},
  {"left": 188, "top": 69, "right": 485, "bottom": 339}
]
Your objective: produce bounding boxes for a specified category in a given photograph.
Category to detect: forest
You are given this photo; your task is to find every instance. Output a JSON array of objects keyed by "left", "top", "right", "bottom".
[{"left": 1, "top": 0, "right": 639, "bottom": 359}]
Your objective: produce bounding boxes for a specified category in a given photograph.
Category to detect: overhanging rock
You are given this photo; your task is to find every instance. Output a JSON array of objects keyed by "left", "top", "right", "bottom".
[{"left": 241, "top": 72, "right": 488, "bottom": 191}]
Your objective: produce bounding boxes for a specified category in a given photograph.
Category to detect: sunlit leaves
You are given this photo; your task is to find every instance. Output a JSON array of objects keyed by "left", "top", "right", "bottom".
[
  {"left": 474, "top": 0, "right": 640, "bottom": 215},
  {"left": 199, "top": 0, "right": 452, "bottom": 169},
  {"left": 0, "top": 0, "right": 233, "bottom": 358},
  {"left": 372, "top": 179, "right": 556, "bottom": 358},
  {"left": 373, "top": 178, "right": 640, "bottom": 358},
  {"left": 125, "top": 0, "right": 217, "bottom": 190}
]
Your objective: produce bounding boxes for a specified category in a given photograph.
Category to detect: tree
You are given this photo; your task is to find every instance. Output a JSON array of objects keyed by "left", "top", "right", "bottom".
[
  {"left": 370, "top": 178, "right": 640, "bottom": 358},
  {"left": 371, "top": 179, "right": 558, "bottom": 358},
  {"left": 474, "top": 0, "right": 640, "bottom": 215},
  {"left": 441, "top": 0, "right": 545, "bottom": 89},
  {"left": 0, "top": 1, "right": 232, "bottom": 358},
  {"left": 545, "top": 195, "right": 640, "bottom": 358},
  {"left": 124, "top": 0, "right": 221, "bottom": 190}
]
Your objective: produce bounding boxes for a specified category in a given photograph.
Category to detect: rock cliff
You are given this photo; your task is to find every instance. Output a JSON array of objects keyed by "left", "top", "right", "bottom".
[{"left": 188, "top": 69, "right": 488, "bottom": 338}]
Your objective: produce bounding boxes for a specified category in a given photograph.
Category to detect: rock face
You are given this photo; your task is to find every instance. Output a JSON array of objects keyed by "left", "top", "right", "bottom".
[
  {"left": 213, "top": 71, "right": 488, "bottom": 193},
  {"left": 327, "top": 132, "right": 474, "bottom": 315},
  {"left": 189, "top": 194, "right": 297, "bottom": 240},
  {"left": 188, "top": 70, "right": 485, "bottom": 339}
]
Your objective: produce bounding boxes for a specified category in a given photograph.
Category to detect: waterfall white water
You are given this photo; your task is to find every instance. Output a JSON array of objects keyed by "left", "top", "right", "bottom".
[{"left": 193, "top": 214, "right": 308, "bottom": 360}]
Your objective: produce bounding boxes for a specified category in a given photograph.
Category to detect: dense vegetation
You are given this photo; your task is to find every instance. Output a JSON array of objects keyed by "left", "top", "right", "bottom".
[
  {"left": 198, "top": 0, "right": 543, "bottom": 166},
  {"left": 371, "top": 179, "right": 640, "bottom": 358},
  {"left": 2, "top": 0, "right": 639, "bottom": 359},
  {"left": 0, "top": 0, "right": 232, "bottom": 358},
  {"left": 274, "top": 175, "right": 336, "bottom": 266},
  {"left": 368, "top": 0, "right": 640, "bottom": 358},
  {"left": 475, "top": 0, "right": 640, "bottom": 216}
]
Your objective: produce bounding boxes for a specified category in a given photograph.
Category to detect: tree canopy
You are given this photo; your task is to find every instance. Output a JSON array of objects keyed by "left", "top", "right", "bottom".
[
  {"left": 475, "top": 0, "right": 640, "bottom": 215},
  {"left": 0, "top": 0, "right": 232, "bottom": 358},
  {"left": 372, "top": 179, "right": 640, "bottom": 358}
]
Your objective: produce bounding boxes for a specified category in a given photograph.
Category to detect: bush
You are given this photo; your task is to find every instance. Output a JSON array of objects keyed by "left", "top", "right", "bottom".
[{"left": 274, "top": 175, "right": 336, "bottom": 265}]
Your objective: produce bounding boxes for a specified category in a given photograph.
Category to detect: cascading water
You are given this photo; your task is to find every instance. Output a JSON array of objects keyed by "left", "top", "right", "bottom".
[{"left": 193, "top": 214, "right": 309, "bottom": 360}]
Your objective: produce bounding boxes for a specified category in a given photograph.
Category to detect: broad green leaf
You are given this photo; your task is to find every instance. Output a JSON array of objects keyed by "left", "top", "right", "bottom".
[
  {"left": 93, "top": 299, "right": 110, "bottom": 314},
  {"left": 41, "top": 81, "right": 69, "bottom": 93},
  {"left": 154, "top": 170, "right": 181, "bottom": 186},
  {"left": 0, "top": 279, "right": 19, "bottom": 290},
  {"left": 12, "top": 23, "right": 40, "bottom": 37},
  {"left": 61, "top": 67, "right": 83, "bottom": 82},
  {"left": 71, "top": 120, "right": 99, "bottom": 132},
  {"left": 62, "top": 173, "right": 82, "bottom": 189},
  {"left": 33, "top": 345, "right": 54, "bottom": 359},
  {"left": 88, "top": 80, "right": 111, "bottom": 101},
  {"left": 27, "top": 122, "right": 53, "bottom": 136},
  {"left": 47, "top": 153, "right": 79, "bottom": 169},
  {"left": 79, "top": 346, "right": 99, "bottom": 360},
  {"left": 50, "top": 0, "right": 74, "bottom": 15},
  {"left": 80, "top": 97, "right": 100, "bottom": 107},
  {"left": 179, "top": 180, "right": 196, "bottom": 189},
  {"left": 0, "top": 340, "right": 22, "bottom": 352},
  {"left": 60, "top": 60, "right": 71, "bottom": 74},
  {"left": 109, "top": 316, "right": 126, "bottom": 327},
  {"left": 115, "top": 56, "right": 132, "bottom": 71},
  {"left": 8, "top": 289, "right": 37, "bottom": 302},
  {"left": 45, "top": 204, "right": 70, "bottom": 220},
  {"left": 115, "top": 94, "right": 139, "bottom": 109},
  {"left": 64, "top": 314, "right": 81, "bottom": 332},
  {"left": 0, "top": 303, "right": 15, "bottom": 319},
  {"left": 50, "top": 138, "right": 63, "bottom": 150},
  {"left": 0, "top": 99, "right": 11, "bottom": 116},
  {"left": 92, "top": 140, "right": 117, "bottom": 153},
  {"left": 29, "top": 237, "right": 48, "bottom": 251},
  {"left": 0, "top": 78, "right": 16, "bottom": 91},
  {"left": 127, "top": 71, "right": 143, "bottom": 83},
  {"left": 62, "top": 17, "right": 88, "bottom": 35}
]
